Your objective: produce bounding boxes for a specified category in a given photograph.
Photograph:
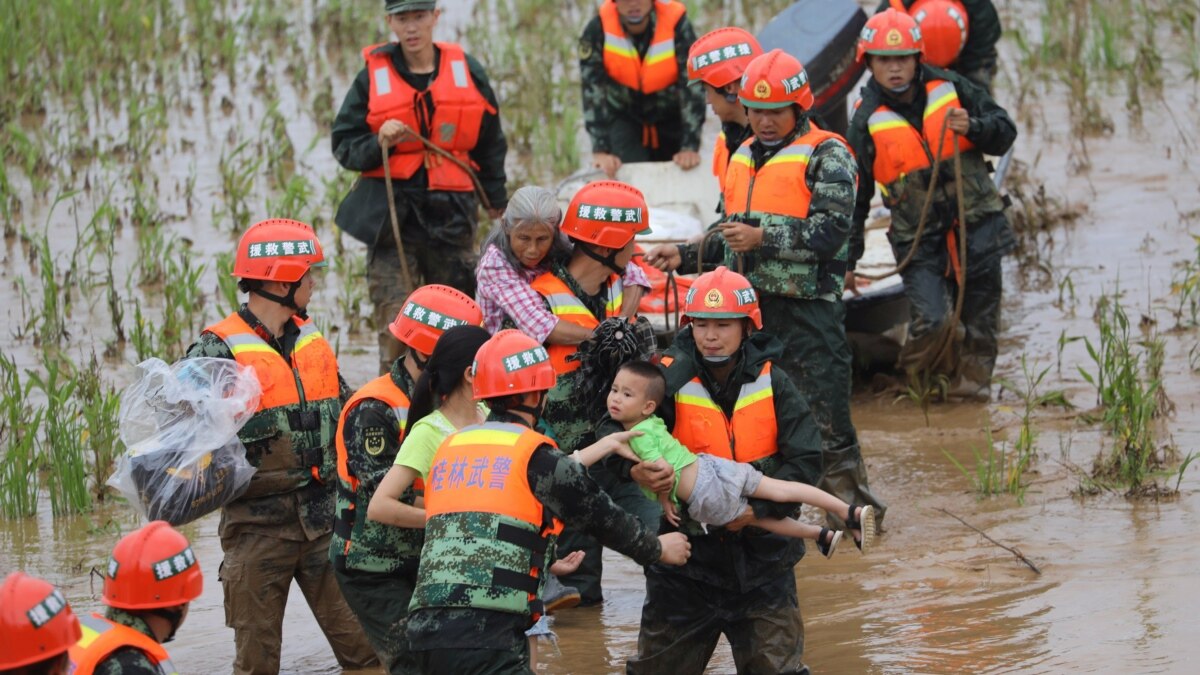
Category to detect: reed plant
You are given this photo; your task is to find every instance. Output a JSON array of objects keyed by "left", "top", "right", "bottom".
[
  {"left": 943, "top": 425, "right": 1028, "bottom": 503},
  {"left": 28, "top": 353, "right": 91, "bottom": 516},
  {"left": 75, "top": 353, "right": 123, "bottom": 502},
  {"left": 0, "top": 351, "right": 42, "bottom": 519}
]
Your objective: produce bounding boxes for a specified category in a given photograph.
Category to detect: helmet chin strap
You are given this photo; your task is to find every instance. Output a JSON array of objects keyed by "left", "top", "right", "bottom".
[
  {"left": 576, "top": 241, "right": 626, "bottom": 276},
  {"left": 510, "top": 392, "right": 546, "bottom": 422},
  {"left": 149, "top": 606, "right": 186, "bottom": 643},
  {"left": 252, "top": 282, "right": 306, "bottom": 318}
]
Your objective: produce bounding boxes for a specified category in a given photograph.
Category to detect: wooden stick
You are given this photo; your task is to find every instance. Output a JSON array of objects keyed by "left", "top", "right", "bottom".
[{"left": 936, "top": 507, "right": 1042, "bottom": 575}]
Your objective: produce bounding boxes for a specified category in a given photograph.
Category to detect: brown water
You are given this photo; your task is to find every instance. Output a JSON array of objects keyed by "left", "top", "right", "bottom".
[{"left": 3, "top": 1, "right": 1200, "bottom": 673}]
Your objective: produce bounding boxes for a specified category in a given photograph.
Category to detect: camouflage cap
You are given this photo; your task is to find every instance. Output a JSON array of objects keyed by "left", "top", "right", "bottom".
[{"left": 385, "top": 0, "right": 436, "bottom": 14}]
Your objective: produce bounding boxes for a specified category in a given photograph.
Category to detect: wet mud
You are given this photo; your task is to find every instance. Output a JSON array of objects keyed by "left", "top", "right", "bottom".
[{"left": 2, "top": 0, "right": 1199, "bottom": 673}]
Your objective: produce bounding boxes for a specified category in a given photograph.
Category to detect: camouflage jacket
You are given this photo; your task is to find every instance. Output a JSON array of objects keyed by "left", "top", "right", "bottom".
[
  {"left": 578, "top": 10, "right": 705, "bottom": 153},
  {"left": 678, "top": 118, "right": 857, "bottom": 297},
  {"left": 331, "top": 356, "right": 424, "bottom": 574},
  {"left": 184, "top": 305, "right": 352, "bottom": 542},
  {"left": 92, "top": 609, "right": 163, "bottom": 675},
  {"left": 878, "top": 0, "right": 1002, "bottom": 76}
]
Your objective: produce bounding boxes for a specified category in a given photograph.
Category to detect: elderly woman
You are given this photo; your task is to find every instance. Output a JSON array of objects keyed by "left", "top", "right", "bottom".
[{"left": 475, "top": 185, "right": 648, "bottom": 340}]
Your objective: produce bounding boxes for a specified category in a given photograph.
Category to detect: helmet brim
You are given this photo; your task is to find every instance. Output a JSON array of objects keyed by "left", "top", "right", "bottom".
[{"left": 739, "top": 98, "right": 794, "bottom": 110}]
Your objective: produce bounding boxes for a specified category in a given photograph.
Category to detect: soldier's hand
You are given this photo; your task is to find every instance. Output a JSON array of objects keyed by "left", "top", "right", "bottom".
[
  {"left": 946, "top": 108, "right": 970, "bottom": 136},
  {"left": 631, "top": 459, "right": 675, "bottom": 493},
  {"left": 486, "top": 207, "right": 505, "bottom": 221},
  {"left": 657, "top": 532, "right": 691, "bottom": 565},
  {"left": 592, "top": 152, "right": 622, "bottom": 178},
  {"left": 720, "top": 221, "right": 763, "bottom": 253},
  {"left": 844, "top": 271, "right": 861, "bottom": 297},
  {"left": 723, "top": 506, "right": 756, "bottom": 532},
  {"left": 549, "top": 550, "right": 585, "bottom": 576},
  {"left": 378, "top": 120, "right": 411, "bottom": 148},
  {"left": 643, "top": 244, "right": 681, "bottom": 272},
  {"left": 673, "top": 150, "right": 701, "bottom": 171}
]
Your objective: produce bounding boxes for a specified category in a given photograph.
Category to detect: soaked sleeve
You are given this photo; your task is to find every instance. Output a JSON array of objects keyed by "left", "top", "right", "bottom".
[
  {"left": 342, "top": 399, "right": 403, "bottom": 493},
  {"left": 579, "top": 17, "right": 614, "bottom": 153},
  {"left": 331, "top": 67, "right": 387, "bottom": 173},
  {"left": 466, "top": 54, "right": 509, "bottom": 209},
  {"left": 956, "top": 72, "right": 1016, "bottom": 155},
  {"left": 758, "top": 138, "right": 856, "bottom": 262},
  {"left": 528, "top": 445, "right": 661, "bottom": 566},
  {"left": 183, "top": 331, "right": 233, "bottom": 360},
  {"left": 675, "top": 17, "right": 705, "bottom": 151},
  {"left": 747, "top": 368, "right": 824, "bottom": 521},
  {"left": 846, "top": 101, "right": 878, "bottom": 270}
]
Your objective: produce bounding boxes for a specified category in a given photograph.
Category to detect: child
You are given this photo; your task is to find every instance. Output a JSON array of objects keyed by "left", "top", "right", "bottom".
[{"left": 606, "top": 361, "right": 876, "bottom": 556}]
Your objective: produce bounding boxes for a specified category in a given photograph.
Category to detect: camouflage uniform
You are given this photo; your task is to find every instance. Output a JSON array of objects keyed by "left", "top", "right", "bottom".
[
  {"left": 848, "top": 66, "right": 1016, "bottom": 394},
  {"left": 185, "top": 306, "right": 376, "bottom": 675},
  {"left": 405, "top": 411, "right": 662, "bottom": 673},
  {"left": 876, "top": 0, "right": 1003, "bottom": 92},
  {"left": 330, "top": 356, "right": 422, "bottom": 675},
  {"left": 619, "top": 328, "right": 821, "bottom": 674},
  {"left": 579, "top": 9, "right": 706, "bottom": 161},
  {"left": 91, "top": 609, "right": 163, "bottom": 675},
  {"left": 678, "top": 118, "right": 887, "bottom": 528},
  {"left": 332, "top": 43, "right": 508, "bottom": 374}
]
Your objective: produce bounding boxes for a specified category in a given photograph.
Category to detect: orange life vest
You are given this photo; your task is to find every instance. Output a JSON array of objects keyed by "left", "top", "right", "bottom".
[
  {"left": 205, "top": 314, "right": 340, "bottom": 410},
  {"left": 362, "top": 42, "right": 495, "bottom": 192},
  {"left": 599, "top": 0, "right": 686, "bottom": 94},
  {"left": 530, "top": 271, "right": 623, "bottom": 374},
  {"left": 712, "top": 130, "right": 730, "bottom": 191},
  {"left": 335, "top": 374, "right": 418, "bottom": 494},
  {"left": 672, "top": 362, "right": 778, "bottom": 463},
  {"left": 68, "top": 613, "right": 176, "bottom": 675},
  {"left": 866, "top": 78, "right": 977, "bottom": 186},
  {"left": 723, "top": 127, "right": 850, "bottom": 219}
]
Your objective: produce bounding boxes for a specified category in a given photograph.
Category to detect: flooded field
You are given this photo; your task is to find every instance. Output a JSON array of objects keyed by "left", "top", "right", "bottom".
[{"left": 2, "top": 0, "right": 1199, "bottom": 673}]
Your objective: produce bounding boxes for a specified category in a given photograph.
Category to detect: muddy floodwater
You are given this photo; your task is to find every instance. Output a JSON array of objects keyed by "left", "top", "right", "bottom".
[{"left": 2, "top": 0, "right": 1199, "bottom": 673}]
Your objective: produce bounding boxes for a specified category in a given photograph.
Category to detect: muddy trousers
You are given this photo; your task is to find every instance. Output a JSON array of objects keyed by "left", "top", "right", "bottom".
[
  {"left": 760, "top": 295, "right": 887, "bottom": 528},
  {"left": 415, "top": 640, "right": 532, "bottom": 675},
  {"left": 368, "top": 190, "right": 481, "bottom": 374},
  {"left": 628, "top": 567, "right": 808, "bottom": 674},
  {"left": 219, "top": 531, "right": 378, "bottom": 675},
  {"left": 333, "top": 566, "right": 418, "bottom": 675},
  {"left": 555, "top": 462, "right": 663, "bottom": 605}
]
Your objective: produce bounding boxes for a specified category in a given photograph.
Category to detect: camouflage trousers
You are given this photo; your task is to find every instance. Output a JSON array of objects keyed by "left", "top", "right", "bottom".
[
  {"left": 605, "top": 114, "right": 685, "bottom": 163},
  {"left": 627, "top": 567, "right": 808, "bottom": 674},
  {"left": 219, "top": 531, "right": 377, "bottom": 675},
  {"left": 333, "top": 565, "right": 419, "bottom": 675},
  {"left": 415, "top": 640, "right": 532, "bottom": 675},
  {"left": 369, "top": 190, "right": 481, "bottom": 374},
  {"left": 759, "top": 295, "right": 887, "bottom": 530}
]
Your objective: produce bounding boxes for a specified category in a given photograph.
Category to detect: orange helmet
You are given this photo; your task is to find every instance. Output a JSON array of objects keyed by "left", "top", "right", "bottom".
[
  {"left": 738, "top": 49, "right": 815, "bottom": 111},
  {"left": 471, "top": 329, "right": 556, "bottom": 400},
  {"left": 910, "top": 0, "right": 968, "bottom": 68},
  {"left": 560, "top": 181, "right": 650, "bottom": 250},
  {"left": 233, "top": 218, "right": 327, "bottom": 283},
  {"left": 687, "top": 27, "right": 763, "bottom": 88},
  {"left": 681, "top": 266, "right": 762, "bottom": 329},
  {"left": 389, "top": 284, "right": 484, "bottom": 355},
  {"left": 857, "top": 8, "right": 924, "bottom": 63},
  {"left": 0, "top": 572, "right": 82, "bottom": 670},
  {"left": 104, "top": 521, "right": 203, "bottom": 610}
]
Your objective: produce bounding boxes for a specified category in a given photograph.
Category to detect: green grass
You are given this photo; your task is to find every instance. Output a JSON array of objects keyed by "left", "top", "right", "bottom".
[{"left": 943, "top": 424, "right": 1029, "bottom": 503}]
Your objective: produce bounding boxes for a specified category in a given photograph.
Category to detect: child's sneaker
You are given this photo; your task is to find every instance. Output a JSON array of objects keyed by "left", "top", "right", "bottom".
[
  {"left": 846, "top": 504, "right": 876, "bottom": 554},
  {"left": 543, "top": 574, "right": 581, "bottom": 614},
  {"left": 816, "top": 527, "right": 843, "bottom": 559}
]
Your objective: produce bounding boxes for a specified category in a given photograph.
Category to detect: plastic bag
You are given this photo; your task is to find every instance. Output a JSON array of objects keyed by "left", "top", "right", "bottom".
[{"left": 107, "top": 357, "right": 262, "bottom": 525}]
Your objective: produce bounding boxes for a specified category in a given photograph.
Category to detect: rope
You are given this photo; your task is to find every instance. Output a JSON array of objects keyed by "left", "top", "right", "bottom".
[
  {"left": 381, "top": 140, "right": 416, "bottom": 292},
  {"left": 386, "top": 127, "right": 495, "bottom": 211},
  {"left": 927, "top": 134, "right": 970, "bottom": 373}
]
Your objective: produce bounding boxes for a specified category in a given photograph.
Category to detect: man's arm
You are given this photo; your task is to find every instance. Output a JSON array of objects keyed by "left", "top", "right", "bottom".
[
  {"left": 956, "top": 0, "right": 1002, "bottom": 75},
  {"left": 846, "top": 102, "right": 879, "bottom": 271},
  {"left": 465, "top": 54, "right": 509, "bottom": 209},
  {"left": 747, "top": 368, "right": 824, "bottom": 521},
  {"left": 183, "top": 331, "right": 232, "bottom": 360},
  {"left": 331, "top": 67, "right": 388, "bottom": 173},
  {"left": 756, "top": 138, "right": 857, "bottom": 262},
  {"left": 674, "top": 17, "right": 705, "bottom": 151},
  {"left": 952, "top": 69, "right": 1017, "bottom": 155},
  {"left": 579, "top": 17, "right": 615, "bottom": 154},
  {"left": 341, "top": 400, "right": 403, "bottom": 494}
]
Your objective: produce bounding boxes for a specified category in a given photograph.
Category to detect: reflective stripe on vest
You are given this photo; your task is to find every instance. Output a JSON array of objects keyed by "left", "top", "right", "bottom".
[
  {"left": 599, "top": 0, "right": 686, "bottom": 94},
  {"left": 530, "top": 272, "right": 624, "bottom": 374},
  {"left": 723, "top": 128, "right": 849, "bottom": 220},
  {"left": 335, "top": 375, "right": 411, "bottom": 493},
  {"left": 68, "top": 614, "right": 176, "bottom": 675},
  {"left": 205, "top": 314, "right": 341, "bottom": 410},
  {"left": 361, "top": 41, "right": 495, "bottom": 191},
  {"left": 671, "top": 362, "right": 778, "bottom": 463},
  {"left": 867, "top": 78, "right": 977, "bottom": 188}
]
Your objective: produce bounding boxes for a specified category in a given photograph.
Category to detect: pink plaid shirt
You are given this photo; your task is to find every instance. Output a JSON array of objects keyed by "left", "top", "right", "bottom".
[{"left": 475, "top": 244, "right": 650, "bottom": 342}]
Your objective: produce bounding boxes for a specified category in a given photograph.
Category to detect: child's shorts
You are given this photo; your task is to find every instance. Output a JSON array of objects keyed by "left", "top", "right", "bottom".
[{"left": 685, "top": 453, "right": 765, "bottom": 526}]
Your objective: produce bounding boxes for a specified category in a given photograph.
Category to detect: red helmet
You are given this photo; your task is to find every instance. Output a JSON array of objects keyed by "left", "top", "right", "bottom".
[
  {"left": 681, "top": 266, "right": 762, "bottom": 329},
  {"left": 857, "top": 8, "right": 925, "bottom": 63},
  {"left": 910, "top": 0, "right": 968, "bottom": 68},
  {"left": 687, "top": 27, "right": 763, "bottom": 88},
  {"left": 471, "top": 329, "right": 556, "bottom": 400},
  {"left": 233, "top": 218, "right": 327, "bottom": 283},
  {"left": 104, "top": 521, "right": 203, "bottom": 610},
  {"left": 389, "top": 284, "right": 484, "bottom": 355},
  {"left": 560, "top": 181, "right": 650, "bottom": 250},
  {"left": 738, "top": 49, "right": 815, "bottom": 111},
  {"left": 0, "top": 572, "right": 82, "bottom": 670}
]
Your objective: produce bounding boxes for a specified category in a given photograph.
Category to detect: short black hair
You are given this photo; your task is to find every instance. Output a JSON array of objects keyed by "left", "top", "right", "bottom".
[{"left": 618, "top": 360, "right": 666, "bottom": 407}]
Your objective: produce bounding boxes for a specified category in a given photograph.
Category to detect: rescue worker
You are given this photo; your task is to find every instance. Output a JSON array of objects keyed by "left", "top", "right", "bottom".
[
  {"left": 847, "top": 8, "right": 1016, "bottom": 398},
  {"left": 184, "top": 218, "right": 377, "bottom": 674},
  {"left": 533, "top": 180, "right": 660, "bottom": 605},
  {"left": 67, "top": 521, "right": 201, "bottom": 675},
  {"left": 619, "top": 267, "right": 824, "bottom": 674},
  {"left": 331, "top": 284, "right": 483, "bottom": 674},
  {"left": 645, "top": 50, "right": 887, "bottom": 530},
  {"left": 877, "top": 0, "right": 1002, "bottom": 91},
  {"left": 0, "top": 572, "right": 81, "bottom": 675},
  {"left": 404, "top": 329, "right": 692, "bottom": 672},
  {"left": 332, "top": 0, "right": 509, "bottom": 374},
  {"left": 580, "top": 0, "right": 706, "bottom": 176},
  {"left": 685, "top": 26, "right": 762, "bottom": 212}
]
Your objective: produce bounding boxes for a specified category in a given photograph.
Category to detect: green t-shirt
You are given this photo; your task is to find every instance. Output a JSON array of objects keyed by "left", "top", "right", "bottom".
[
  {"left": 629, "top": 415, "right": 697, "bottom": 505},
  {"left": 395, "top": 404, "right": 489, "bottom": 477}
]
